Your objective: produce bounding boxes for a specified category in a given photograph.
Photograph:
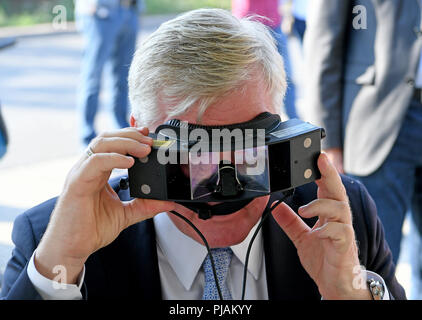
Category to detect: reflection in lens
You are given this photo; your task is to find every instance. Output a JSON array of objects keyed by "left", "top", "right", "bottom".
[{"left": 188, "top": 146, "right": 270, "bottom": 200}]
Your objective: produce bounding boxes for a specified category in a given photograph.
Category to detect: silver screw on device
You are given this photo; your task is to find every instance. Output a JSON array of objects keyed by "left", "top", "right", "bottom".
[
  {"left": 304, "top": 138, "right": 312, "bottom": 148},
  {"left": 141, "top": 184, "right": 151, "bottom": 194},
  {"left": 304, "top": 169, "right": 312, "bottom": 179}
]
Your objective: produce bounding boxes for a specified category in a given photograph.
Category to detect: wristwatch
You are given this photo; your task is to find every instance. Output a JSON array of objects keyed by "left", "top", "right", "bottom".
[{"left": 367, "top": 279, "right": 385, "bottom": 300}]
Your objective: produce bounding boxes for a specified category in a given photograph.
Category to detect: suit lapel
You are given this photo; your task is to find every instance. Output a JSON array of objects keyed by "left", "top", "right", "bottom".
[
  {"left": 88, "top": 219, "right": 162, "bottom": 299},
  {"left": 263, "top": 187, "right": 321, "bottom": 300},
  {"left": 123, "top": 219, "right": 162, "bottom": 299},
  {"left": 94, "top": 177, "right": 163, "bottom": 299}
]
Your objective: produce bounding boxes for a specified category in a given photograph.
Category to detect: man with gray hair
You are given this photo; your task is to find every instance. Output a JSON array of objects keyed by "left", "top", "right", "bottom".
[{"left": 1, "top": 9, "right": 405, "bottom": 300}]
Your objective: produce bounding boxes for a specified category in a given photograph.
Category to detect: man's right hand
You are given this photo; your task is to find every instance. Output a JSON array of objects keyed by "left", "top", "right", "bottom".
[
  {"left": 324, "top": 147, "right": 344, "bottom": 174},
  {"left": 34, "top": 127, "right": 175, "bottom": 285}
]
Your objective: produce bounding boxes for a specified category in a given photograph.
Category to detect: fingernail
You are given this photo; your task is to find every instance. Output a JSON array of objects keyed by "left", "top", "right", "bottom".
[
  {"left": 140, "top": 143, "right": 151, "bottom": 150},
  {"left": 314, "top": 226, "right": 322, "bottom": 232},
  {"left": 298, "top": 205, "right": 307, "bottom": 213},
  {"left": 271, "top": 200, "right": 279, "bottom": 207},
  {"left": 319, "top": 153, "right": 328, "bottom": 169}
]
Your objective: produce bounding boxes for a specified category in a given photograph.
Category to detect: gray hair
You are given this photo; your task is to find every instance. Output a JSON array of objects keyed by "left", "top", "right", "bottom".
[{"left": 128, "top": 8, "right": 286, "bottom": 127}]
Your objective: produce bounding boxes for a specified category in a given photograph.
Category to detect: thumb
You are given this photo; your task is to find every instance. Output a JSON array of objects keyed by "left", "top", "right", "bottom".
[
  {"left": 123, "top": 198, "right": 175, "bottom": 227},
  {"left": 271, "top": 201, "right": 310, "bottom": 245}
]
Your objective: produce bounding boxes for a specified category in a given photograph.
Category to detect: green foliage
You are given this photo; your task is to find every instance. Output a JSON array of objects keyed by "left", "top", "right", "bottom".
[
  {"left": 0, "top": 0, "right": 74, "bottom": 27},
  {"left": 0, "top": 0, "right": 231, "bottom": 27},
  {"left": 0, "top": 7, "right": 6, "bottom": 27},
  {"left": 144, "top": 0, "right": 231, "bottom": 15}
]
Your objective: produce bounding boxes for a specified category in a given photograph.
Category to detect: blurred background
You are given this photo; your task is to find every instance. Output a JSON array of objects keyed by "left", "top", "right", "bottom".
[{"left": 0, "top": 0, "right": 413, "bottom": 298}]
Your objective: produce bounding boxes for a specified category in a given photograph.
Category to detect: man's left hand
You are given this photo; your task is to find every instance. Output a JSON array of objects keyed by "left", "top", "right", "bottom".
[{"left": 271, "top": 153, "right": 371, "bottom": 300}]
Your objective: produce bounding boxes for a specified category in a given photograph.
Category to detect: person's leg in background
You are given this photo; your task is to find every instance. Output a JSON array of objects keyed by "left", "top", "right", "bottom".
[
  {"left": 108, "top": 6, "right": 139, "bottom": 130},
  {"left": 350, "top": 148, "right": 415, "bottom": 264},
  {"left": 77, "top": 11, "right": 119, "bottom": 146},
  {"left": 409, "top": 167, "right": 422, "bottom": 299},
  {"left": 287, "top": 17, "right": 307, "bottom": 119},
  {"left": 271, "top": 25, "right": 298, "bottom": 119},
  {"left": 292, "top": 17, "right": 306, "bottom": 43},
  {"left": 348, "top": 97, "right": 422, "bottom": 265}
]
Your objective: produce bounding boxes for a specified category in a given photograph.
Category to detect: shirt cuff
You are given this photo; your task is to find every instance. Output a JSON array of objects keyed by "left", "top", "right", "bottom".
[{"left": 27, "top": 250, "right": 85, "bottom": 300}]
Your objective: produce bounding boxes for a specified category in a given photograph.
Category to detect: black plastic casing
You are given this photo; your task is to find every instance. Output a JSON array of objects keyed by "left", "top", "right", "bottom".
[{"left": 128, "top": 116, "right": 325, "bottom": 202}]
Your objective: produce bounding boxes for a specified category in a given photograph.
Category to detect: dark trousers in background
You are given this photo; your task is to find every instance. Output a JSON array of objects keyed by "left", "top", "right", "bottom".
[
  {"left": 292, "top": 18, "right": 306, "bottom": 43},
  {"left": 350, "top": 94, "right": 422, "bottom": 299},
  {"left": 409, "top": 167, "right": 422, "bottom": 299},
  {"left": 271, "top": 25, "right": 298, "bottom": 120},
  {"left": 77, "top": 6, "right": 138, "bottom": 146}
]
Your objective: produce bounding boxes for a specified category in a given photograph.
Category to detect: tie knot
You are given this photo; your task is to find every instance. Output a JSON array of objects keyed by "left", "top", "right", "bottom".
[{"left": 202, "top": 247, "right": 233, "bottom": 300}]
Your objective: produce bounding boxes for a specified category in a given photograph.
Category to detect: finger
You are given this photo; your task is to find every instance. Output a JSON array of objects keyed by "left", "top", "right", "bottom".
[
  {"left": 298, "top": 198, "right": 351, "bottom": 224},
  {"left": 137, "top": 127, "right": 149, "bottom": 136},
  {"left": 316, "top": 153, "right": 348, "bottom": 202},
  {"left": 314, "top": 222, "right": 355, "bottom": 253},
  {"left": 89, "top": 137, "right": 151, "bottom": 159},
  {"left": 336, "top": 162, "right": 344, "bottom": 175},
  {"left": 123, "top": 198, "right": 176, "bottom": 227},
  {"left": 271, "top": 201, "right": 310, "bottom": 245},
  {"left": 95, "top": 127, "right": 153, "bottom": 146},
  {"left": 79, "top": 153, "right": 135, "bottom": 181},
  {"left": 324, "top": 148, "right": 344, "bottom": 174}
]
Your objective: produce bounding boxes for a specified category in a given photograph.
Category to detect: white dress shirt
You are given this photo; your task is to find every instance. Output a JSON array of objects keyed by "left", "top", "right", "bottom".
[
  {"left": 27, "top": 212, "right": 390, "bottom": 300},
  {"left": 27, "top": 254, "right": 85, "bottom": 300},
  {"left": 153, "top": 212, "right": 268, "bottom": 300}
]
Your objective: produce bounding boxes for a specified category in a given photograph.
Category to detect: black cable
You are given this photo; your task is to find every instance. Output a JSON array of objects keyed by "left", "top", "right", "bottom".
[
  {"left": 169, "top": 193, "right": 290, "bottom": 301},
  {"left": 240, "top": 196, "right": 288, "bottom": 300},
  {"left": 169, "top": 210, "right": 224, "bottom": 300}
]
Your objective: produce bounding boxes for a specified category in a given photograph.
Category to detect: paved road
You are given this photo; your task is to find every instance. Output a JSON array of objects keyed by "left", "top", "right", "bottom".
[{"left": 0, "top": 14, "right": 413, "bottom": 298}]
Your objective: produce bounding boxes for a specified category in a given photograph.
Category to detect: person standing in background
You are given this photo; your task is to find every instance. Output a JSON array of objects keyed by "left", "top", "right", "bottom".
[
  {"left": 304, "top": 0, "right": 422, "bottom": 298},
  {"left": 75, "top": 0, "right": 144, "bottom": 146},
  {"left": 280, "top": 0, "right": 308, "bottom": 43},
  {"left": 279, "top": 0, "right": 309, "bottom": 120},
  {"left": 232, "top": 0, "right": 298, "bottom": 119}
]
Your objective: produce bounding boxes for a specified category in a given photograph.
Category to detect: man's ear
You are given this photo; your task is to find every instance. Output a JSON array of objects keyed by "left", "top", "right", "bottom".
[{"left": 130, "top": 115, "right": 137, "bottom": 128}]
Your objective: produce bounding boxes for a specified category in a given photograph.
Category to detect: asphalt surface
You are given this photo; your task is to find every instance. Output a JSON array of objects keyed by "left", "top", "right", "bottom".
[
  {"left": 0, "top": 37, "right": 16, "bottom": 50},
  {"left": 0, "top": 14, "right": 414, "bottom": 298}
]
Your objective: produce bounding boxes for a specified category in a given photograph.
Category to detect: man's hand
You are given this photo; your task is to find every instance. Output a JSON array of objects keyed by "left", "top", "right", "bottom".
[
  {"left": 325, "top": 147, "right": 344, "bottom": 174},
  {"left": 35, "top": 127, "right": 175, "bottom": 284},
  {"left": 271, "top": 153, "right": 371, "bottom": 299}
]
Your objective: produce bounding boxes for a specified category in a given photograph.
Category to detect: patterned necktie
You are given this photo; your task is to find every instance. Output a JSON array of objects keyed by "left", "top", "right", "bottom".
[{"left": 202, "top": 247, "right": 233, "bottom": 300}]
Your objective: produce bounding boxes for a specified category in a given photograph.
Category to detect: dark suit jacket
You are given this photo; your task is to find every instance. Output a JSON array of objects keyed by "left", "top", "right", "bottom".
[{"left": 0, "top": 175, "right": 406, "bottom": 299}]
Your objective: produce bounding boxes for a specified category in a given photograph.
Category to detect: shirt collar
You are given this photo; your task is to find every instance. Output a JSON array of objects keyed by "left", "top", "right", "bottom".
[{"left": 153, "top": 212, "right": 264, "bottom": 291}]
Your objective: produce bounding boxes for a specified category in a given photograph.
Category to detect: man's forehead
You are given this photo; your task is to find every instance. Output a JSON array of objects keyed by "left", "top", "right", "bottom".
[{"left": 163, "top": 79, "right": 274, "bottom": 126}]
